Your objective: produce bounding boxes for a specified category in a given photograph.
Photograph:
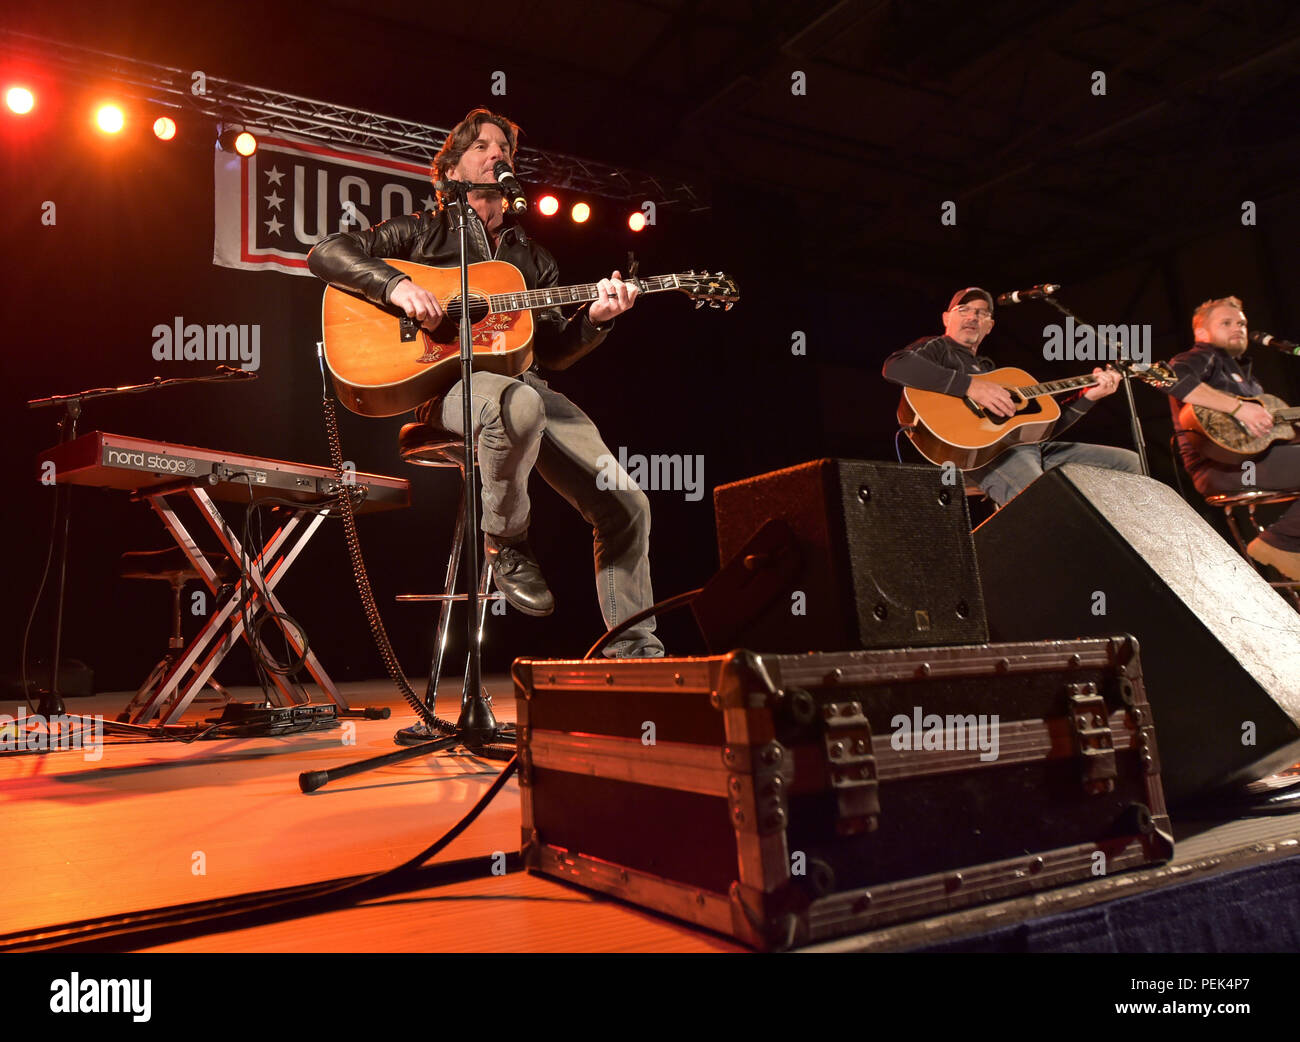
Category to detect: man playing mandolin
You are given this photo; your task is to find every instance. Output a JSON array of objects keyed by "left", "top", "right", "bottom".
[
  {"left": 309, "top": 108, "right": 665, "bottom": 659},
  {"left": 1166, "top": 296, "right": 1300, "bottom": 579},
  {"left": 883, "top": 287, "right": 1140, "bottom": 505}
]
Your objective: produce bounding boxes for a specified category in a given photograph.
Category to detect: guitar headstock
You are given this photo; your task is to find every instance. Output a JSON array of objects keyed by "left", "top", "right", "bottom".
[
  {"left": 1116, "top": 358, "right": 1178, "bottom": 389},
  {"left": 675, "top": 271, "right": 740, "bottom": 310}
]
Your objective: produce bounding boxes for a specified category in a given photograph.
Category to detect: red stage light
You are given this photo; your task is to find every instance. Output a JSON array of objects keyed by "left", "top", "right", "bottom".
[
  {"left": 153, "top": 116, "right": 177, "bottom": 141},
  {"left": 537, "top": 194, "right": 559, "bottom": 216},
  {"left": 6, "top": 87, "right": 35, "bottom": 114},
  {"left": 628, "top": 211, "right": 647, "bottom": 232},
  {"left": 95, "top": 104, "right": 125, "bottom": 133},
  {"left": 571, "top": 201, "right": 591, "bottom": 224}
]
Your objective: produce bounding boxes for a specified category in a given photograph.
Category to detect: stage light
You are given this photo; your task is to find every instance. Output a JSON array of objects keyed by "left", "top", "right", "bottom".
[
  {"left": 571, "top": 201, "right": 591, "bottom": 224},
  {"left": 537, "top": 194, "right": 559, "bottom": 216},
  {"left": 6, "top": 87, "right": 35, "bottom": 114},
  {"left": 218, "top": 127, "right": 258, "bottom": 156},
  {"left": 96, "top": 104, "right": 125, "bottom": 133},
  {"left": 628, "top": 211, "right": 647, "bottom": 232},
  {"left": 153, "top": 116, "right": 176, "bottom": 140}
]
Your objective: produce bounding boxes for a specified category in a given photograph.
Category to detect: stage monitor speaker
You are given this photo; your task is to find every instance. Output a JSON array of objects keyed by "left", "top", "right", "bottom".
[
  {"left": 973, "top": 463, "right": 1300, "bottom": 806},
  {"left": 699, "top": 459, "right": 988, "bottom": 653}
]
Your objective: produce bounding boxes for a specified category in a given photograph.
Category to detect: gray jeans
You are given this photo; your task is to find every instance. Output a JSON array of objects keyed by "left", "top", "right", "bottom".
[
  {"left": 432, "top": 370, "right": 662, "bottom": 658},
  {"left": 970, "top": 441, "right": 1143, "bottom": 506}
]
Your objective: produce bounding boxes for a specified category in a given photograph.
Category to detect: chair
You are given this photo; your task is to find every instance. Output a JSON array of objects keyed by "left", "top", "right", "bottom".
[
  {"left": 1170, "top": 435, "right": 1300, "bottom": 605},
  {"left": 394, "top": 422, "right": 503, "bottom": 709}
]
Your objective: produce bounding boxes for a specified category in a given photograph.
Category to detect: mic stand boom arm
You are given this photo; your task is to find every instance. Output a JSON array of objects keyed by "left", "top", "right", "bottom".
[{"left": 1041, "top": 296, "right": 1150, "bottom": 477}]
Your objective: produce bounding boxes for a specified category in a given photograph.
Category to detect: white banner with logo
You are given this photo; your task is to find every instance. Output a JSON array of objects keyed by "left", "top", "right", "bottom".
[{"left": 213, "top": 133, "right": 435, "bottom": 276}]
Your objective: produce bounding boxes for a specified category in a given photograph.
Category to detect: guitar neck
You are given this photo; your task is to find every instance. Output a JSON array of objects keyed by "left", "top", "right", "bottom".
[
  {"left": 1014, "top": 372, "right": 1102, "bottom": 398},
  {"left": 489, "top": 275, "right": 684, "bottom": 312}
]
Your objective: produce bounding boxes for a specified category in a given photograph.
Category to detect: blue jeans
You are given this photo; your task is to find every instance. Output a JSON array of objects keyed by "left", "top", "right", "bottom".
[
  {"left": 432, "top": 370, "right": 662, "bottom": 658},
  {"left": 970, "top": 441, "right": 1143, "bottom": 507}
]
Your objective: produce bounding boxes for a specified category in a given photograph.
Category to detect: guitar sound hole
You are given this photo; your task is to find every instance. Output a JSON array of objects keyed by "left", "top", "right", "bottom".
[
  {"left": 444, "top": 294, "right": 491, "bottom": 327},
  {"left": 986, "top": 396, "right": 1042, "bottom": 427}
]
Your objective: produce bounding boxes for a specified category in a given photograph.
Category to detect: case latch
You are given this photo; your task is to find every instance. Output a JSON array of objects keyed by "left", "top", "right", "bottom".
[
  {"left": 1067, "top": 682, "right": 1116, "bottom": 794},
  {"left": 821, "top": 700, "right": 879, "bottom": 834}
]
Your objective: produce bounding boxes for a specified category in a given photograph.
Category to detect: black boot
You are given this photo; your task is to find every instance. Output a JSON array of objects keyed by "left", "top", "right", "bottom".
[{"left": 485, "top": 534, "right": 555, "bottom": 616}]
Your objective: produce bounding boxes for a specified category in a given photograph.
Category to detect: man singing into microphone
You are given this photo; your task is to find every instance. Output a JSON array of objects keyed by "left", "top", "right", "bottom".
[
  {"left": 883, "top": 287, "right": 1140, "bottom": 505},
  {"left": 309, "top": 108, "right": 664, "bottom": 673},
  {"left": 1164, "top": 296, "right": 1300, "bottom": 579}
]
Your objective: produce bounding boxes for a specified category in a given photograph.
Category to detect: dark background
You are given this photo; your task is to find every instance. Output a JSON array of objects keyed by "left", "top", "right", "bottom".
[{"left": 4, "top": 0, "right": 1300, "bottom": 694}]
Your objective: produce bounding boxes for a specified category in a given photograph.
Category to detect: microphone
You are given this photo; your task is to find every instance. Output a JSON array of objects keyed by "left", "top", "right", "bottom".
[
  {"left": 1250, "top": 330, "right": 1300, "bottom": 356},
  {"left": 996, "top": 283, "right": 1060, "bottom": 306},
  {"left": 493, "top": 160, "right": 528, "bottom": 215}
]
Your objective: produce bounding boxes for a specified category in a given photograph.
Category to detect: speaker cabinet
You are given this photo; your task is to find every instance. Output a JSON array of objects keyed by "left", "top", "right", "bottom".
[
  {"left": 698, "top": 459, "right": 988, "bottom": 652},
  {"left": 973, "top": 463, "right": 1300, "bottom": 805}
]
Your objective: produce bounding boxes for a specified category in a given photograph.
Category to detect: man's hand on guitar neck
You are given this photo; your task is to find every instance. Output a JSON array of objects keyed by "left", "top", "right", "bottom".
[
  {"left": 389, "top": 278, "right": 445, "bottom": 329},
  {"left": 966, "top": 378, "right": 1018, "bottom": 418},
  {"left": 1082, "top": 366, "right": 1122, "bottom": 401},
  {"left": 587, "top": 270, "right": 640, "bottom": 326}
]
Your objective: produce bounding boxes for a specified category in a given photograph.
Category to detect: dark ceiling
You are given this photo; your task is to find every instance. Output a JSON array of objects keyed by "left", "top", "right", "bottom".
[{"left": 12, "top": 0, "right": 1300, "bottom": 290}]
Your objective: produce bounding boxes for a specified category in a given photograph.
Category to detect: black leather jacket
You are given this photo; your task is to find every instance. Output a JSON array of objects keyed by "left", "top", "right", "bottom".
[{"left": 307, "top": 202, "right": 610, "bottom": 370}]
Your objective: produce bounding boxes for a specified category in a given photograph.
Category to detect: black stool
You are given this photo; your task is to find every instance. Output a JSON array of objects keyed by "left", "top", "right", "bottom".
[
  {"left": 395, "top": 421, "right": 503, "bottom": 710},
  {"left": 117, "top": 546, "right": 237, "bottom": 720}
]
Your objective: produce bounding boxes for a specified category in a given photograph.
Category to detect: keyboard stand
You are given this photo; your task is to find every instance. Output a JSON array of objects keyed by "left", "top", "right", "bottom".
[{"left": 118, "top": 483, "right": 351, "bottom": 725}]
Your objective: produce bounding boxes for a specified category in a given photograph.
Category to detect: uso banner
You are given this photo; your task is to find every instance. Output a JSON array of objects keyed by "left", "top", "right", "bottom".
[{"left": 213, "top": 133, "right": 436, "bottom": 276}]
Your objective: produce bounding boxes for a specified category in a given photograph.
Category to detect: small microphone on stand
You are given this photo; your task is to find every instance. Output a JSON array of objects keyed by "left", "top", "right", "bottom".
[
  {"left": 1250, "top": 330, "right": 1300, "bottom": 356},
  {"left": 995, "top": 283, "right": 1061, "bottom": 306}
]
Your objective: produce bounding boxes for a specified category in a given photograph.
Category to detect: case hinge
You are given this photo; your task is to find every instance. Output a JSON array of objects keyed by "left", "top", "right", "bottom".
[{"left": 1067, "top": 682, "right": 1116, "bottom": 794}]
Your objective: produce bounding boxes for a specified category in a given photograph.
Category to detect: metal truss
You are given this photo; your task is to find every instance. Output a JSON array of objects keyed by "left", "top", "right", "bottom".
[{"left": 0, "top": 29, "right": 707, "bottom": 210}]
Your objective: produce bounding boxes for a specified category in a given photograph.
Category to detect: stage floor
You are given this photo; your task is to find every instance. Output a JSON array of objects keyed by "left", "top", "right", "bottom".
[{"left": 2, "top": 678, "right": 1297, "bottom": 953}]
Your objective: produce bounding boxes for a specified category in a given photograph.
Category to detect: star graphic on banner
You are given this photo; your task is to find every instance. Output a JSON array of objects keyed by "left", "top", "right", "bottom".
[
  {"left": 264, "top": 190, "right": 284, "bottom": 211},
  {"left": 265, "top": 215, "right": 284, "bottom": 236},
  {"left": 422, "top": 195, "right": 437, "bottom": 212},
  {"left": 265, "top": 166, "right": 285, "bottom": 186}
]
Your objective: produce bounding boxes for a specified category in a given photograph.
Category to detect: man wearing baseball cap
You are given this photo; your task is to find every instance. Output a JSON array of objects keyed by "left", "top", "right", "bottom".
[{"left": 883, "top": 287, "right": 1140, "bottom": 505}]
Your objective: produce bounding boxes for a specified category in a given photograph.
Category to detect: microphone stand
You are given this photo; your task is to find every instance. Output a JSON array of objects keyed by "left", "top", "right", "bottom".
[
  {"left": 1041, "top": 296, "right": 1151, "bottom": 477},
  {"left": 25, "top": 368, "right": 258, "bottom": 716},
  {"left": 444, "top": 179, "right": 505, "bottom": 743}
]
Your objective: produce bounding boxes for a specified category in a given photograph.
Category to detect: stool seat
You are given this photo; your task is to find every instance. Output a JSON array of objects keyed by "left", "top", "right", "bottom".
[
  {"left": 398, "top": 422, "right": 476, "bottom": 468},
  {"left": 119, "top": 547, "right": 237, "bottom": 584},
  {"left": 1204, "top": 489, "right": 1300, "bottom": 508}
]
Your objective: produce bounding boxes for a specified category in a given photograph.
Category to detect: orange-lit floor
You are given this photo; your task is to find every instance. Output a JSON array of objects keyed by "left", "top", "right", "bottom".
[{"left": 4, "top": 678, "right": 1299, "bottom": 953}]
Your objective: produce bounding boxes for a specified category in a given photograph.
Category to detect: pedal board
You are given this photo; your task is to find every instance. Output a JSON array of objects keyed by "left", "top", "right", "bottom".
[{"left": 207, "top": 701, "right": 340, "bottom": 736}]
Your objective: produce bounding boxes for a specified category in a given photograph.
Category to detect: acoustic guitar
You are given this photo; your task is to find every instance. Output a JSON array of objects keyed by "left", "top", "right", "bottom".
[
  {"left": 899, "top": 362, "right": 1173, "bottom": 470},
  {"left": 1178, "top": 395, "right": 1300, "bottom": 463},
  {"left": 321, "top": 258, "right": 739, "bottom": 417}
]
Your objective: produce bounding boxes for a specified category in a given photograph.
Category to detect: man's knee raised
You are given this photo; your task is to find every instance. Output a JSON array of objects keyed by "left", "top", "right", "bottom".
[{"left": 500, "top": 382, "right": 546, "bottom": 441}]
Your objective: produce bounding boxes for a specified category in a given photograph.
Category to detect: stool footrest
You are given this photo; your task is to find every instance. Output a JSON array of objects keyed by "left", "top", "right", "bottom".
[{"left": 397, "top": 593, "right": 506, "bottom": 603}]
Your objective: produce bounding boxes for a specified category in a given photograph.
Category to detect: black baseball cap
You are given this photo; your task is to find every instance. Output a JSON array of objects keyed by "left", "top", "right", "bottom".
[{"left": 947, "top": 287, "right": 994, "bottom": 311}]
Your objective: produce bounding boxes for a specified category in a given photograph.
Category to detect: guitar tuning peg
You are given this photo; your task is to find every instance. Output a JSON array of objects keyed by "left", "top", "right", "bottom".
[
  {"left": 709, "top": 301, "right": 720, "bottom": 308},
  {"left": 695, "top": 300, "right": 705, "bottom": 309},
  {"left": 724, "top": 303, "right": 734, "bottom": 311}
]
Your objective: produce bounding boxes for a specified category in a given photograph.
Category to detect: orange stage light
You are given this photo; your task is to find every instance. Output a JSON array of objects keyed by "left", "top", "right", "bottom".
[
  {"left": 628, "top": 211, "right": 647, "bottom": 232},
  {"left": 6, "top": 87, "right": 35, "bottom": 114},
  {"left": 537, "top": 194, "right": 559, "bottom": 216},
  {"left": 96, "top": 104, "right": 125, "bottom": 133},
  {"left": 153, "top": 116, "right": 177, "bottom": 140},
  {"left": 234, "top": 130, "right": 257, "bottom": 156},
  {"left": 571, "top": 202, "right": 591, "bottom": 224}
]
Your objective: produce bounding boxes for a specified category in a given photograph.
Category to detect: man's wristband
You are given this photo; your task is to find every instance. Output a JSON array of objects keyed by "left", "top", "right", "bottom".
[{"left": 1231, "top": 401, "right": 1243, "bottom": 417}]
